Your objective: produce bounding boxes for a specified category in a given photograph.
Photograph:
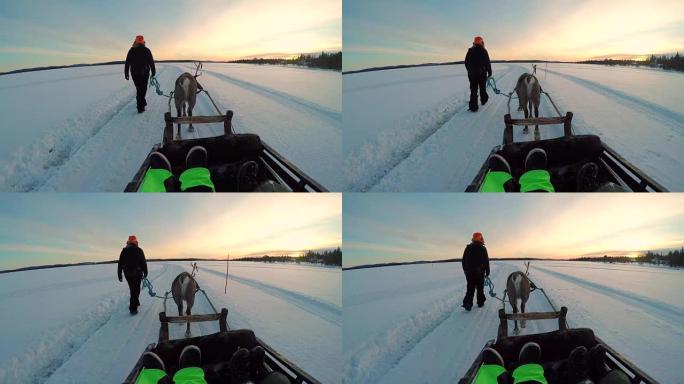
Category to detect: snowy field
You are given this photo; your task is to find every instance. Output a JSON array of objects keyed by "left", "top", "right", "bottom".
[
  {"left": 0, "top": 261, "right": 341, "bottom": 384},
  {"left": 343, "top": 63, "right": 684, "bottom": 191},
  {"left": 343, "top": 260, "right": 684, "bottom": 383},
  {"left": 0, "top": 63, "right": 341, "bottom": 191}
]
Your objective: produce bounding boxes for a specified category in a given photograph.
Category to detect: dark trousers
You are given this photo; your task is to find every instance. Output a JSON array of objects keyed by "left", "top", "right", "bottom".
[
  {"left": 468, "top": 73, "right": 488, "bottom": 110},
  {"left": 132, "top": 73, "right": 149, "bottom": 110},
  {"left": 125, "top": 273, "right": 142, "bottom": 311},
  {"left": 463, "top": 272, "right": 486, "bottom": 309}
]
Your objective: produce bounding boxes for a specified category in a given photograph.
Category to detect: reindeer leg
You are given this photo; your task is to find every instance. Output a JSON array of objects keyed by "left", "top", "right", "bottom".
[
  {"left": 185, "top": 296, "right": 194, "bottom": 338},
  {"left": 534, "top": 104, "right": 540, "bottom": 141},
  {"left": 512, "top": 303, "right": 520, "bottom": 334},
  {"left": 523, "top": 107, "right": 529, "bottom": 133},
  {"left": 176, "top": 106, "right": 182, "bottom": 140},
  {"left": 187, "top": 107, "right": 194, "bottom": 132},
  {"left": 520, "top": 300, "right": 527, "bottom": 328}
]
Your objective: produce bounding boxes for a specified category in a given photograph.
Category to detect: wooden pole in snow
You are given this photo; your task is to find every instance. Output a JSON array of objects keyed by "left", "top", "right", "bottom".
[{"left": 224, "top": 253, "right": 229, "bottom": 294}]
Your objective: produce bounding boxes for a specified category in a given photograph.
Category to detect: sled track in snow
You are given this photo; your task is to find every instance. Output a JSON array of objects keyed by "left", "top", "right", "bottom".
[
  {"left": 358, "top": 66, "right": 515, "bottom": 192},
  {"left": 534, "top": 265, "right": 684, "bottom": 325},
  {"left": 199, "top": 68, "right": 341, "bottom": 124},
  {"left": 0, "top": 264, "right": 173, "bottom": 384},
  {"left": 344, "top": 289, "right": 462, "bottom": 384},
  {"left": 345, "top": 72, "right": 467, "bottom": 93},
  {"left": 543, "top": 68, "right": 684, "bottom": 126},
  {"left": 200, "top": 267, "right": 341, "bottom": 326}
]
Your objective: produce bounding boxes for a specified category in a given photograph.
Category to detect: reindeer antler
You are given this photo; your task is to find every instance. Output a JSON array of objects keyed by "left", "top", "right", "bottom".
[{"left": 193, "top": 62, "right": 203, "bottom": 78}]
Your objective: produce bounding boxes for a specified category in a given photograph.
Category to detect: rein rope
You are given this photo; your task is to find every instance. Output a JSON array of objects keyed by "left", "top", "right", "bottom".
[
  {"left": 149, "top": 76, "right": 173, "bottom": 98},
  {"left": 486, "top": 75, "right": 518, "bottom": 100},
  {"left": 142, "top": 277, "right": 168, "bottom": 299}
]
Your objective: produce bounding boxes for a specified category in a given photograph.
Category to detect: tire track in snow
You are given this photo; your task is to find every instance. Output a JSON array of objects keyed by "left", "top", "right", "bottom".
[
  {"left": 198, "top": 68, "right": 341, "bottom": 125},
  {"left": 543, "top": 68, "right": 684, "bottom": 127},
  {"left": 200, "top": 267, "right": 341, "bottom": 326}
]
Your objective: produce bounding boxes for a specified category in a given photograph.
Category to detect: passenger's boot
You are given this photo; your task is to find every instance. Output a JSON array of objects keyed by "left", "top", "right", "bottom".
[{"left": 229, "top": 348, "right": 252, "bottom": 384}]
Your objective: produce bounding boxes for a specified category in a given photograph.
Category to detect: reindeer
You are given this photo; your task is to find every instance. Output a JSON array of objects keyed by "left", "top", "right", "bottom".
[
  {"left": 171, "top": 266, "right": 199, "bottom": 337},
  {"left": 506, "top": 271, "right": 532, "bottom": 334},
  {"left": 515, "top": 73, "right": 541, "bottom": 139},
  {"left": 174, "top": 62, "right": 202, "bottom": 139}
]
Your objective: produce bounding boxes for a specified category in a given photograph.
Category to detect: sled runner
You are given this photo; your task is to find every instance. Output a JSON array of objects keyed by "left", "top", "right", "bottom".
[
  {"left": 122, "top": 306, "right": 320, "bottom": 384},
  {"left": 465, "top": 112, "right": 667, "bottom": 192},
  {"left": 124, "top": 111, "right": 327, "bottom": 192}
]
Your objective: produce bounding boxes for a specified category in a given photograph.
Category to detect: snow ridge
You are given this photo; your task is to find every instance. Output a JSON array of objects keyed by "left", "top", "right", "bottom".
[{"left": 343, "top": 290, "right": 459, "bottom": 384}]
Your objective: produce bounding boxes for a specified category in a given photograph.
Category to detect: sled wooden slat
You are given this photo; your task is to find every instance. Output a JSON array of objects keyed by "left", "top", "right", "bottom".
[
  {"left": 167, "top": 115, "right": 227, "bottom": 124},
  {"left": 161, "top": 313, "right": 221, "bottom": 323},
  {"left": 503, "top": 112, "right": 573, "bottom": 145},
  {"left": 498, "top": 307, "right": 567, "bottom": 339},
  {"left": 507, "top": 116, "right": 567, "bottom": 125}
]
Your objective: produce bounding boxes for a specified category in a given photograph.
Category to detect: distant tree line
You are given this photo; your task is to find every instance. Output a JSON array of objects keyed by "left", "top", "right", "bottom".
[
  {"left": 579, "top": 53, "right": 684, "bottom": 72},
  {"left": 235, "top": 247, "right": 342, "bottom": 266},
  {"left": 231, "top": 51, "right": 341, "bottom": 71},
  {"left": 573, "top": 247, "right": 684, "bottom": 267}
]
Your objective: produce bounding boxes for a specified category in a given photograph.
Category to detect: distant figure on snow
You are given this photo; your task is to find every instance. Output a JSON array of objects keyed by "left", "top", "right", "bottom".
[
  {"left": 125, "top": 35, "right": 156, "bottom": 113},
  {"left": 118, "top": 235, "right": 148, "bottom": 315},
  {"left": 465, "top": 36, "right": 492, "bottom": 112},
  {"left": 462, "top": 232, "right": 490, "bottom": 311}
]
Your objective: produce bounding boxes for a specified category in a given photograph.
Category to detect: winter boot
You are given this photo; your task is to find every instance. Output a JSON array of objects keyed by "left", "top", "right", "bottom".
[
  {"left": 520, "top": 148, "right": 554, "bottom": 192},
  {"left": 462, "top": 304, "right": 472, "bottom": 311},
  {"left": 179, "top": 345, "right": 202, "bottom": 369},
  {"left": 137, "top": 352, "right": 171, "bottom": 384},
  {"left": 525, "top": 148, "right": 547, "bottom": 172},
  {"left": 474, "top": 348, "right": 507, "bottom": 384},
  {"left": 481, "top": 348, "right": 504, "bottom": 366},
  {"left": 180, "top": 146, "right": 215, "bottom": 192},
  {"left": 480, "top": 154, "right": 515, "bottom": 192},
  {"left": 249, "top": 346, "right": 266, "bottom": 379},
  {"left": 150, "top": 152, "right": 172, "bottom": 172},
  {"left": 566, "top": 346, "right": 590, "bottom": 383},
  {"left": 142, "top": 351, "right": 165, "bottom": 371},
  {"left": 229, "top": 348, "right": 251, "bottom": 384},
  {"left": 588, "top": 344, "right": 611, "bottom": 378},
  {"left": 577, "top": 162, "right": 599, "bottom": 192},
  {"left": 186, "top": 146, "right": 208, "bottom": 169},
  {"left": 518, "top": 342, "right": 541, "bottom": 365},
  {"left": 140, "top": 152, "right": 175, "bottom": 193}
]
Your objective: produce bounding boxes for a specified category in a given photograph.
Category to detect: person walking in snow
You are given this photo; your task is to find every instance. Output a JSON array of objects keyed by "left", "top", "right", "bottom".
[
  {"left": 465, "top": 36, "right": 492, "bottom": 112},
  {"left": 462, "top": 232, "right": 490, "bottom": 311},
  {"left": 125, "top": 35, "right": 156, "bottom": 113},
  {"left": 118, "top": 235, "right": 148, "bottom": 315}
]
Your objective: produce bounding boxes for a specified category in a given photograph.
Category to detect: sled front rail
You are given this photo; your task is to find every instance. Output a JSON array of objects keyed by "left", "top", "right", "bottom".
[
  {"left": 257, "top": 336, "right": 321, "bottom": 384},
  {"left": 163, "top": 111, "right": 234, "bottom": 144},
  {"left": 497, "top": 306, "right": 567, "bottom": 339},
  {"left": 158, "top": 308, "right": 228, "bottom": 343},
  {"left": 503, "top": 112, "right": 573, "bottom": 145}
]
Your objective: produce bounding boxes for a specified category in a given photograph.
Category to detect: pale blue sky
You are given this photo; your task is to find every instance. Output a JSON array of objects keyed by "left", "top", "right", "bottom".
[
  {"left": 0, "top": 0, "right": 341, "bottom": 72},
  {"left": 343, "top": 0, "right": 684, "bottom": 71},
  {"left": 0, "top": 194, "right": 341, "bottom": 270},
  {"left": 343, "top": 194, "right": 684, "bottom": 267}
]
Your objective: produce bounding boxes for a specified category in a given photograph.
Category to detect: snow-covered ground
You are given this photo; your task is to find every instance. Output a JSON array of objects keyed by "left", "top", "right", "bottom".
[
  {"left": 0, "top": 63, "right": 341, "bottom": 191},
  {"left": 0, "top": 261, "right": 341, "bottom": 384},
  {"left": 343, "top": 63, "right": 684, "bottom": 191},
  {"left": 343, "top": 260, "right": 684, "bottom": 383}
]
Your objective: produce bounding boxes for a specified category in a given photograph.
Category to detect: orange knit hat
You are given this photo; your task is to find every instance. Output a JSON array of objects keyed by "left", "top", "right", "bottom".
[
  {"left": 134, "top": 35, "right": 145, "bottom": 45},
  {"left": 474, "top": 36, "right": 484, "bottom": 46},
  {"left": 472, "top": 232, "right": 484, "bottom": 244},
  {"left": 127, "top": 235, "right": 138, "bottom": 245}
]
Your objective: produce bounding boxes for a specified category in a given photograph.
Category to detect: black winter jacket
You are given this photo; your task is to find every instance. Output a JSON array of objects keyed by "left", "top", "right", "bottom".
[
  {"left": 462, "top": 242, "right": 490, "bottom": 276},
  {"left": 464, "top": 44, "right": 492, "bottom": 78},
  {"left": 125, "top": 45, "right": 156, "bottom": 77},
  {"left": 118, "top": 245, "right": 148, "bottom": 280}
]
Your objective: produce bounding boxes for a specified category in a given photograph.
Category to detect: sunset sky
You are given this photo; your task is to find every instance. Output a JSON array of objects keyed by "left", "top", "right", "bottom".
[
  {"left": 0, "top": 194, "right": 341, "bottom": 270},
  {"left": 0, "top": 0, "right": 341, "bottom": 72},
  {"left": 343, "top": 0, "right": 684, "bottom": 71},
  {"left": 343, "top": 194, "right": 684, "bottom": 267}
]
